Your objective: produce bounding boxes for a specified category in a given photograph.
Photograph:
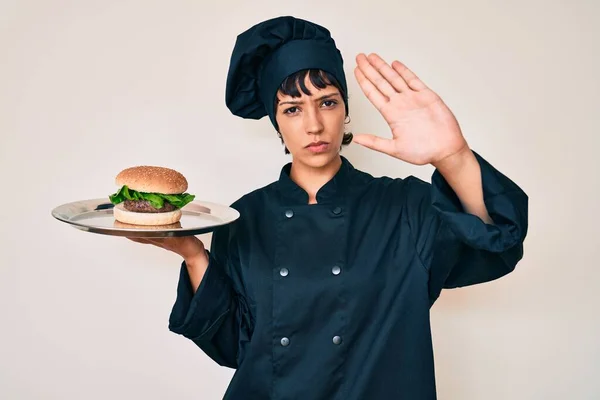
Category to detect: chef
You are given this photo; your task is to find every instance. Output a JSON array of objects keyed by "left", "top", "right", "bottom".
[{"left": 138, "top": 15, "right": 528, "bottom": 400}]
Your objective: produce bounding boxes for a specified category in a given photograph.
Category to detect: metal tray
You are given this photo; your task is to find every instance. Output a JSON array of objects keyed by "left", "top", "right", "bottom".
[{"left": 51, "top": 198, "right": 240, "bottom": 237}]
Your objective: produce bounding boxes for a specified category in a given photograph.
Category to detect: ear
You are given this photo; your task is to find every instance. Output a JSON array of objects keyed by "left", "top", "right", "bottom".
[{"left": 276, "top": 131, "right": 289, "bottom": 154}]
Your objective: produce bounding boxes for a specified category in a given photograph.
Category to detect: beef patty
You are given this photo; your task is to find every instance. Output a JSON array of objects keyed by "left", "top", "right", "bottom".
[{"left": 123, "top": 200, "right": 177, "bottom": 213}]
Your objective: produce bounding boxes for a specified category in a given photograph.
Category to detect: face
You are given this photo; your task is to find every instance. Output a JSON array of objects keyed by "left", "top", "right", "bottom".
[{"left": 275, "top": 76, "right": 346, "bottom": 169}]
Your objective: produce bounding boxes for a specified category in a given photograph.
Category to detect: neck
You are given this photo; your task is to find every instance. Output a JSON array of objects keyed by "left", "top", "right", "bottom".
[{"left": 290, "top": 155, "right": 342, "bottom": 204}]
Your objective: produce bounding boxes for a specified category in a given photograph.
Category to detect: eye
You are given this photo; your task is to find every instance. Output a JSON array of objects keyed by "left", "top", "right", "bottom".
[
  {"left": 283, "top": 106, "right": 299, "bottom": 115},
  {"left": 322, "top": 99, "right": 338, "bottom": 108}
]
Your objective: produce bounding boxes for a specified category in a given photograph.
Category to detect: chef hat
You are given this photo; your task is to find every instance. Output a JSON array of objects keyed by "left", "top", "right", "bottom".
[{"left": 225, "top": 16, "right": 348, "bottom": 128}]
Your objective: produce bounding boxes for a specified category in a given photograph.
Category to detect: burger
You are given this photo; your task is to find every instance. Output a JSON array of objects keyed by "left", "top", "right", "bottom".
[{"left": 108, "top": 166, "right": 195, "bottom": 226}]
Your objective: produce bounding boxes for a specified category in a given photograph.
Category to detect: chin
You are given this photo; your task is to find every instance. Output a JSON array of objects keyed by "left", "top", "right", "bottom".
[{"left": 296, "top": 150, "right": 340, "bottom": 168}]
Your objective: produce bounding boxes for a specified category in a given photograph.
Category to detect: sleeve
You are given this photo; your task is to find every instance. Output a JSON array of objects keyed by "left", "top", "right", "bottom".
[
  {"left": 405, "top": 151, "right": 529, "bottom": 305},
  {"left": 168, "top": 220, "right": 254, "bottom": 369}
]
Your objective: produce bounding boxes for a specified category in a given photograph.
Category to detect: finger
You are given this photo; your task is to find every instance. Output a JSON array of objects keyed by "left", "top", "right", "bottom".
[
  {"left": 356, "top": 53, "right": 397, "bottom": 98},
  {"left": 144, "top": 238, "right": 173, "bottom": 249},
  {"left": 391, "top": 61, "right": 428, "bottom": 91},
  {"left": 146, "top": 237, "right": 189, "bottom": 253},
  {"left": 127, "top": 237, "right": 166, "bottom": 249},
  {"left": 127, "top": 237, "right": 151, "bottom": 244},
  {"left": 352, "top": 133, "right": 396, "bottom": 155},
  {"left": 367, "top": 53, "right": 410, "bottom": 92},
  {"left": 354, "top": 67, "right": 388, "bottom": 112}
]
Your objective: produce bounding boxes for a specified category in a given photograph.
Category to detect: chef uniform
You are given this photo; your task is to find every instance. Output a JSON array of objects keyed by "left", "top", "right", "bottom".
[{"left": 168, "top": 16, "right": 529, "bottom": 400}]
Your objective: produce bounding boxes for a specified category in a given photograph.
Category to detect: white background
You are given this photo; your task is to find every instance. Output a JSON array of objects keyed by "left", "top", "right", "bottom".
[{"left": 1, "top": 0, "right": 599, "bottom": 399}]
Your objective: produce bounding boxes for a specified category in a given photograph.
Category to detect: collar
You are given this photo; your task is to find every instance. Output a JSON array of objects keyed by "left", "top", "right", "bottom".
[{"left": 277, "top": 156, "right": 355, "bottom": 205}]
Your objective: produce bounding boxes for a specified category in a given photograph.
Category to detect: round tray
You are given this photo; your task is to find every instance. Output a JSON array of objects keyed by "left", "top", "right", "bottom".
[{"left": 51, "top": 198, "right": 240, "bottom": 237}]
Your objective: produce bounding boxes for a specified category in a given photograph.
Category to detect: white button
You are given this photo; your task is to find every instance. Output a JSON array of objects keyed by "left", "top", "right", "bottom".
[
  {"left": 280, "top": 268, "right": 289, "bottom": 277},
  {"left": 285, "top": 210, "right": 294, "bottom": 218},
  {"left": 332, "top": 266, "right": 341, "bottom": 275},
  {"left": 281, "top": 337, "right": 290, "bottom": 346},
  {"left": 333, "top": 336, "right": 342, "bottom": 345}
]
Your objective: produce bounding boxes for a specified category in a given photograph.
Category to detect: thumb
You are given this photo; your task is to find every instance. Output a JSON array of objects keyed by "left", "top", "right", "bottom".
[{"left": 352, "top": 134, "right": 394, "bottom": 155}]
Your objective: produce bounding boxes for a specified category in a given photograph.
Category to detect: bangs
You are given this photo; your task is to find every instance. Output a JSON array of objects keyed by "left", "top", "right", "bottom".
[{"left": 278, "top": 69, "right": 342, "bottom": 99}]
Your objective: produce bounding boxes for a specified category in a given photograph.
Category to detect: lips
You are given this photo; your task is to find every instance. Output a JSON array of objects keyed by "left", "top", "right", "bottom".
[
  {"left": 306, "top": 141, "right": 328, "bottom": 148},
  {"left": 305, "top": 141, "right": 330, "bottom": 154}
]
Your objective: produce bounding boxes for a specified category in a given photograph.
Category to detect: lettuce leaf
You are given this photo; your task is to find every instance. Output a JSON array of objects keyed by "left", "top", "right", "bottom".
[{"left": 109, "top": 185, "right": 195, "bottom": 209}]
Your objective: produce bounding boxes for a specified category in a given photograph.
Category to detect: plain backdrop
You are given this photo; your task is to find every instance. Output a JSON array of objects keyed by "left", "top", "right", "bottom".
[{"left": 1, "top": 0, "right": 599, "bottom": 399}]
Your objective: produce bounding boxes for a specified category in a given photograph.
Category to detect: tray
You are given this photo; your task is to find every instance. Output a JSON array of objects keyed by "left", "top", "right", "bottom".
[{"left": 51, "top": 198, "right": 240, "bottom": 237}]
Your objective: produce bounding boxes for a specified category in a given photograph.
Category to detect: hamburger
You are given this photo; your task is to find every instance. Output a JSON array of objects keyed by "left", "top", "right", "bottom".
[{"left": 108, "top": 166, "right": 195, "bottom": 226}]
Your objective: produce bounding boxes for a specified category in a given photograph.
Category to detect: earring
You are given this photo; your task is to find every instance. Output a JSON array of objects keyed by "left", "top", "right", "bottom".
[{"left": 344, "top": 115, "right": 351, "bottom": 124}]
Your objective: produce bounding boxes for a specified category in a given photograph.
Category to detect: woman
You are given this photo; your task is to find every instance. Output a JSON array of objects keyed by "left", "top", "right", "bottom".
[{"left": 131, "top": 16, "right": 528, "bottom": 400}]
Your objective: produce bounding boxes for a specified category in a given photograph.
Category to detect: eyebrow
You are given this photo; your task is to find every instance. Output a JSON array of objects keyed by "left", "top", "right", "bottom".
[{"left": 278, "top": 92, "right": 340, "bottom": 106}]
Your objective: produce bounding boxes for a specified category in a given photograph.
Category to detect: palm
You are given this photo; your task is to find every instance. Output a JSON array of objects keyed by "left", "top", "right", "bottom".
[{"left": 353, "top": 54, "right": 467, "bottom": 166}]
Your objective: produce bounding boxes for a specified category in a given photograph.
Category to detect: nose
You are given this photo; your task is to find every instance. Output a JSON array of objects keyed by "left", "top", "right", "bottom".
[{"left": 303, "top": 106, "right": 324, "bottom": 135}]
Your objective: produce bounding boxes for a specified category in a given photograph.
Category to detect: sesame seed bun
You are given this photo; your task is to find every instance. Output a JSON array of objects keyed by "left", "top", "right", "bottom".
[
  {"left": 113, "top": 203, "right": 182, "bottom": 225},
  {"left": 115, "top": 166, "right": 188, "bottom": 194},
  {"left": 113, "top": 219, "right": 182, "bottom": 230}
]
